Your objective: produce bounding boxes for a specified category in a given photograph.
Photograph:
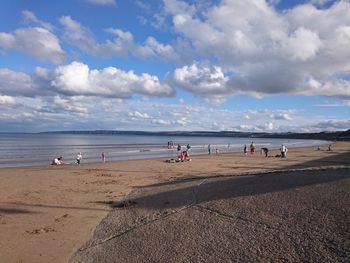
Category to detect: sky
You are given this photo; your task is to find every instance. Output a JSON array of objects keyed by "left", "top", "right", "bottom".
[{"left": 0, "top": 0, "right": 349, "bottom": 133}]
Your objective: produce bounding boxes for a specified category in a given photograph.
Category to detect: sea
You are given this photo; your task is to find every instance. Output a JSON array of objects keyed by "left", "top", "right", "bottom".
[{"left": 0, "top": 133, "right": 328, "bottom": 168}]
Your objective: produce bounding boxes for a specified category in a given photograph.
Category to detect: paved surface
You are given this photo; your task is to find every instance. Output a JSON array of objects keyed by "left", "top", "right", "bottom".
[{"left": 70, "top": 168, "right": 350, "bottom": 263}]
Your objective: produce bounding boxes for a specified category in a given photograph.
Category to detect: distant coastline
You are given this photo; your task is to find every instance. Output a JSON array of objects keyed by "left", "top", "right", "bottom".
[{"left": 39, "top": 129, "right": 350, "bottom": 141}]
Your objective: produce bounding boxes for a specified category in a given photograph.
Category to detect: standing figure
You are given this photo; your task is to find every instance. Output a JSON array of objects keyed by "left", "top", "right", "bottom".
[
  {"left": 280, "top": 145, "right": 286, "bottom": 158},
  {"left": 76, "top": 152, "right": 82, "bottom": 164},
  {"left": 102, "top": 152, "right": 106, "bottom": 163},
  {"left": 250, "top": 142, "right": 256, "bottom": 154},
  {"left": 186, "top": 144, "right": 191, "bottom": 152},
  {"left": 244, "top": 145, "right": 247, "bottom": 155},
  {"left": 208, "top": 144, "right": 211, "bottom": 155}
]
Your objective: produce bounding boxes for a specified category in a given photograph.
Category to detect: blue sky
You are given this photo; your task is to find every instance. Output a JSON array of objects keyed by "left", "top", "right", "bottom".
[{"left": 0, "top": 0, "right": 349, "bottom": 132}]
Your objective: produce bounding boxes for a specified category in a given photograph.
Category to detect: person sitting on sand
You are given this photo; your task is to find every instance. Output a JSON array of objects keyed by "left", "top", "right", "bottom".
[
  {"left": 261, "top": 147, "right": 269, "bottom": 157},
  {"left": 52, "top": 156, "right": 64, "bottom": 165},
  {"left": 179, "top": 150, "right": 190, "bottom": 162}
]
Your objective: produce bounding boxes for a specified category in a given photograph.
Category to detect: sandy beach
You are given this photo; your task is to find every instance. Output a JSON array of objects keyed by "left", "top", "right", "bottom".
[{"left": 0, "top": 142, "right": 349, "bottom": 263}]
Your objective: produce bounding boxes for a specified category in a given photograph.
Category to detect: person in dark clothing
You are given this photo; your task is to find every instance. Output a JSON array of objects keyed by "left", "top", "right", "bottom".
[{"left": 261, "top": 147, "right": 269, "bottom": 157}]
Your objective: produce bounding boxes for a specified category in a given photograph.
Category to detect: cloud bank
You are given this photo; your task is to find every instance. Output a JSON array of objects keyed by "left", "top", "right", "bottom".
[{"left": 165, "top": 0, "right": 350, "bottom": 99}]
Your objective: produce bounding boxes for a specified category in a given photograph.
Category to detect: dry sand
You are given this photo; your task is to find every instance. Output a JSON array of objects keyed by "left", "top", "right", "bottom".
[{"left": 0, "top": 142, "right": 349, "bottom": 263}]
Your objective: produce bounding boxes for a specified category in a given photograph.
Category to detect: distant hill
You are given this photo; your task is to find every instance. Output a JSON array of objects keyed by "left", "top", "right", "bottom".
[{"left": 40, "top": 129, "right": 350, "bottom": 141}]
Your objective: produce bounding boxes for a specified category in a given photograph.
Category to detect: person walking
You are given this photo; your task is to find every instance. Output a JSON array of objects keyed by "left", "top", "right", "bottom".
[
  {"left": 101, "top": 152, "right": 106, "bottom": 163},
  {"left": 208, "top": 144, "right": 211, "bottom": 155},
  {"left": 76, "top": 152, "right": 82, "bottom": 164}
]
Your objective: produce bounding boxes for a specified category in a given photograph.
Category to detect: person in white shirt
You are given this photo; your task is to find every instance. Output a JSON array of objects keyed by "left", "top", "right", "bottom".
[{"left": 76, "top": 152, "right": 82, "bottom": 164}]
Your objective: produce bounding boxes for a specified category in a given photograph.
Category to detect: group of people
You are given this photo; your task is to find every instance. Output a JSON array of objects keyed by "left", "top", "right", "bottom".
[
  {"left": 51, "top": 152, "right": 107, "bottom": 165},
  {"left": 243, "top": 142, "right": 256, "bottom": 155},
  {"left": 242, "top": 142, "right": 288, "bottom": 158},
  {"left": 207, "top": 144, "right": 220, "bottom": 155}
]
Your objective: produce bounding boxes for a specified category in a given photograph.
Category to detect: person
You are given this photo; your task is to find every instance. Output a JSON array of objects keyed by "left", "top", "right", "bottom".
[
  {"left": 76, "top": 152, "right": 82, "bottom": 164},
  {"left": 101, "top": 152, "right": 106, "bottom": 163},
  {"left": 177, "top": 144, "right": 181, "bottom": 155},
  {"left": 52, "top": 156, "right": 62, "bottom": 165},
  {"left": 180, "top": 150, "right": 190, "bottom": 162},
  {"left": 261, "top": 147, "right": 269, "bottom": 157},
  {"left": 250, "top": 142, "right": 256, "bottom": 154},
  {"left": 280, "top": 144, "right": 286, "bottom": 158},
  {"left": 186, "top": 143, "right": 191, "bottom": 152},
  {"left": 208, "top": 144, "right": 211, "bottom": 155},
  {"left": 215, "top": 148, "right": 219, "bottom": 155},
  {"left": 243, "top": 144, "right": 247, "bottom": 155},
  {"left": 328, "top": 144, "right": 332, "bottom": 151}
]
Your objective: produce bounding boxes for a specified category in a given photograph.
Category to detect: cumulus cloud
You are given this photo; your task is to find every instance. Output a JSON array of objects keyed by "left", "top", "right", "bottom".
[
  {"left": 0, "top": 68, "right": 41, "bottom": 97},
  {"left": 172, "top": 62, "right": 229, "bottom": 96},
  {"left": 51, "top": 96, "right": 89, "bottom": 115},
  {"left": 0, "top": 62, "right": 174, "bottom": 98},
  {"left": 165, "top": 0, "right": 350, "bottom": 99},
  {"left": 51, "top": 62, "right": 174, "bottom": 97},
  {"left": 60, "top": 16, "right": 178, "bottom": 61},
  {"left": 0, "top": 27, "right": 65, "bottom": 64}
]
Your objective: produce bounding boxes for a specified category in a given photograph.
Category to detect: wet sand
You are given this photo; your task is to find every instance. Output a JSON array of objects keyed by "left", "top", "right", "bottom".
[{"left": 0, "top": 142, "right": 349, "bottom": 263}]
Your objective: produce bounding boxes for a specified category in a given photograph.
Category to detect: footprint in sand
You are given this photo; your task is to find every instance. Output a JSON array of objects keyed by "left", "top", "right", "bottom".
[
  {"left": 54, "top": 213, "right": 70, "bottom": 222},
  {"left": 26, "top": 226, "right": 56, "bottom": 234}
]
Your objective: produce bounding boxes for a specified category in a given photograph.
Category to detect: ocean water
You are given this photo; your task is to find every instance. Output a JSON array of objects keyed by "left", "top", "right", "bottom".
[{"left": 0, "top": 133, "right": 327, "bottom": 168}]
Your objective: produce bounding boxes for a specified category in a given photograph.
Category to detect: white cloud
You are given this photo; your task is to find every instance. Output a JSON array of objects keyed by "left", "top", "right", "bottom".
[
  {"left": 151, "top": 118, "right": 172, "bottom": 125},
  {"left": 172, "top": 62, "right": 229, "bottom": 96},
  {"left": 129, "top": 111, "right": 150, "bottom": 119},
  {"left": 0, "top": 62, "right": 174, "bottom": 99},
  {"left": 60, "top": 16, "right": 178, "bottom": 61},
  {"left": 84, "top": 0, "right": 116, "bottom": 6},
  {"left": 270, "top": 113, "right": 293, "bottom": 121},
  {"left": 0, "top": 68, "right": 40, "bottom": 97},
  {"left": 0, "top": 27, "right": 65, "bottom": 64},
  {"left": 0, "top": 95, "right": 15, "bottom": 105},
  {"left": 21, "top": 10, "right": 54, "bottom": 31},
  {"left": 165, "top": 0, "right": 350, "bottom": 99},
  {"left": 51, "top": 96, "right": 88, "bottom": 115},
  {"left": 52, "top": 62, "right": 174, "bottom": 97}
]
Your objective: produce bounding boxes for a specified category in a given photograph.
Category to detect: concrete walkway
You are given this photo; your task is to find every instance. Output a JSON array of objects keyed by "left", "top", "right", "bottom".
[{"left": 70, "top": 168, "right": 350, "bottom": 263}]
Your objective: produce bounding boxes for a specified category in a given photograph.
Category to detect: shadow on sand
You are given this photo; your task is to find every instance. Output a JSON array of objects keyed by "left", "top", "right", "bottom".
[{"left": 102, "top": 150, "right": 350, "bottom": 210}]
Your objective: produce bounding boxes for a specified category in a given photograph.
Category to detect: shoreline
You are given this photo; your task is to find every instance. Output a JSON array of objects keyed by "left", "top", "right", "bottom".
[
  {"left": 0, "top": 141, "right": 349, "bottom": 262},
  {"left": 0, "top": 140, "right": 331, "bottom": 169}
]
